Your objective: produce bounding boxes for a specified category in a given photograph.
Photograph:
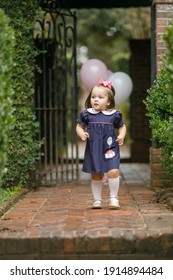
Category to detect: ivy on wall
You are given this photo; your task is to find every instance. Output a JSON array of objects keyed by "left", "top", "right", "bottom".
[
  {"left": 0, "top": 0, "right": 42, "bottom": 188},
  {"left": 163, "top": 22, "right": 173, "bottom": 177},
  {"left": 0, "top": 9, "right": 15, "bottom": 186}
]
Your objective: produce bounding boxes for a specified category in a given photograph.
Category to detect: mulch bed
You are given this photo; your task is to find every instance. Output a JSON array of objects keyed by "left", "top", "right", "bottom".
[{"left": 154, "top": 186, "right": 173, "bottom": 211}]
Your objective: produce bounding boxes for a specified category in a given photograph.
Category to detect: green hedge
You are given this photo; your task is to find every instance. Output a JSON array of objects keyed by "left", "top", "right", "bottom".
[
  {"left": 0, "top": 1, "right": 42, "bottom": 188},
  {"left": 0, "top": 9, "right": 15, "bottom": 186},
  {"left": 144, "top": 22, "right": 173, "bottom": 178},
  {"left": 144, "top": 67, "right": 171, "bottom": 148}
]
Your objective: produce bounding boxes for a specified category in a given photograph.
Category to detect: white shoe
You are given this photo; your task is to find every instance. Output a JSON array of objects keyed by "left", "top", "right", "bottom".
[
  {"left": 109, "top": 198, "right": 120, "bottom": 209},
  {"left": 92, "top": 200, "right": 102, "bottom": 209}
]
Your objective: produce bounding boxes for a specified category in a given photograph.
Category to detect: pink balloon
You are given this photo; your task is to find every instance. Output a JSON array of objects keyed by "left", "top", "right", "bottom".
[
  {"left": 80, "top": 59, "right": 108, "bottom": 90},
  {"left": 107, "top": 69, "right": 113, "bottom": 78}
]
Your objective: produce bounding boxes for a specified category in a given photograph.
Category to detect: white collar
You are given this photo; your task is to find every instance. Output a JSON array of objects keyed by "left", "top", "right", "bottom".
[{"left": 87, "top": 108, "right": 117, "bottom": 115}]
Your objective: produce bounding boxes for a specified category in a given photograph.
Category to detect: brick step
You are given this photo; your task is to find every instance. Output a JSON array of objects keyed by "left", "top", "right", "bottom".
[
  {"left": 0, "top": 164, "right": 173, "bottom": 260},
  {"left": 1, "top": 233, "right": 173, "bottom": 259}
]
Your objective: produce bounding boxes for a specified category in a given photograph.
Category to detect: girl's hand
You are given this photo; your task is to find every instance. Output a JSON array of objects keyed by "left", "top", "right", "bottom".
[
  {"left": 76, "top": 124, "right": 89, "bottom": 141},
  {"left": 81, "top": 132, "right": 89, "bottom": 141},
  {"left": 116, "top": 124, "right": 126, "bottom": 146},
  {"left": 116, "top": 134, "right": 124, "bottom": 146}
]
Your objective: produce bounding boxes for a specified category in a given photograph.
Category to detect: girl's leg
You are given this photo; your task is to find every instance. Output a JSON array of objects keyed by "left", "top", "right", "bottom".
[
  {"left": 107, "top": 169, "right": 120, "bottom": 209},
  {"left": 91, "top": 174, "right": 103, "bottom": 209}
]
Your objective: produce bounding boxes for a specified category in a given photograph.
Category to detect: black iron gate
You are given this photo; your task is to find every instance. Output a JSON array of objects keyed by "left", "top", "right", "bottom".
[{"left": 34, "top": 4, "right": 78, "bottom": 185}]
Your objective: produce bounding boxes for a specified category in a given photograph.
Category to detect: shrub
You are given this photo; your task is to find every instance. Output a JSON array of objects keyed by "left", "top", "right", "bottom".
[
  {"left": 144, "top": 67, "right": 171, "bottom": 148},
  {"left": 0, "top": 9, "right": 15, "bottom": 186},
  {"left": 144, "top": 21, "right": 173, "bottom": 178}
]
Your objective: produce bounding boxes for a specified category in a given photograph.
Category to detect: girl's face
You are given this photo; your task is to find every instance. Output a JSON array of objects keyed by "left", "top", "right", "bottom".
[{"left": 90, "top": 86, "right": 110, "bottom": 111}]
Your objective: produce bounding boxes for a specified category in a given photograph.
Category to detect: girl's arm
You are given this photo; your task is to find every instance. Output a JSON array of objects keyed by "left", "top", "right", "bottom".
[
  {"left": 116, "top": 124, "right": 126, "bottom": 145},
  {"left": 76, "top": 123, "right": 89, "bottom": 141}
]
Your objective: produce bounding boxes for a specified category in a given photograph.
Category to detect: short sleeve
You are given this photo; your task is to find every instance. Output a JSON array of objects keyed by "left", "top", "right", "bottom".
[
  {"left": 76, "top": 110, "right": 89, "bottom": 127},
  {"left": 114, "top": 110, "right": 125, "bottom": 128}
]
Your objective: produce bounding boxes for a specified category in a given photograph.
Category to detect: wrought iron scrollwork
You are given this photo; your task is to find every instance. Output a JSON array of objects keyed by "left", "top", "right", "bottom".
[{"left": 35, "top": 3, "right": 78, "bottom": 184}]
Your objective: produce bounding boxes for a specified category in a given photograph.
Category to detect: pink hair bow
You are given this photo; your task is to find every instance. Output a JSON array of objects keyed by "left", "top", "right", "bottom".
[{"left": 99, "top": 79, "right": 112, "bottom": 89}]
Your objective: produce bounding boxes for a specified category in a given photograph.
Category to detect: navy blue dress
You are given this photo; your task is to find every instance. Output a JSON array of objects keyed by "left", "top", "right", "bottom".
[{"left": 77, "top": 108, "right": 125, "bottom": 174}]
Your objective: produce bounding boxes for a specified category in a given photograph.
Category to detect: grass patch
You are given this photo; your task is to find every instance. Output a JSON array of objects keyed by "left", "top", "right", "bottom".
[{"left": 0, "top": 186, "right": 22, "bottom": 204}]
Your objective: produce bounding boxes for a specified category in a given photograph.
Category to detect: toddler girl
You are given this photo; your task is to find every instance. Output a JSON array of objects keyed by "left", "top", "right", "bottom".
[{"left": 76, "top": 79, "right": 126, "bottom": 209}]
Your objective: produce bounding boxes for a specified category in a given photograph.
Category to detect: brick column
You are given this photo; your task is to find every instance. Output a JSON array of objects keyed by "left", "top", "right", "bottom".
[
  {"left": 150, "top": 147, "right": 172, "bottom": 187},
  {"left": 153, "top": 0, "right": 173, "bottom": 73}
]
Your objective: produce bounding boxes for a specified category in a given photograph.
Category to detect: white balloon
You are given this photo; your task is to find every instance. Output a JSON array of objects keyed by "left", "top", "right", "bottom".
[{"left": 108, "top": 72, "right": 133, "bottom": 105}]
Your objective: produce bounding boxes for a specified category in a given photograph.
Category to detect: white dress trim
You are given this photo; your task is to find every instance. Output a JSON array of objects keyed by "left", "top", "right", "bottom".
[{"left": 87, "top": 108, "right": 117, "bottom": 115}]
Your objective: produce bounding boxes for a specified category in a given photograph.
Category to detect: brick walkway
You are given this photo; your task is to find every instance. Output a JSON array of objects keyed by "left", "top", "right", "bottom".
[{"left": 0, "top": 163, "right": 173, "bottom": 260}]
